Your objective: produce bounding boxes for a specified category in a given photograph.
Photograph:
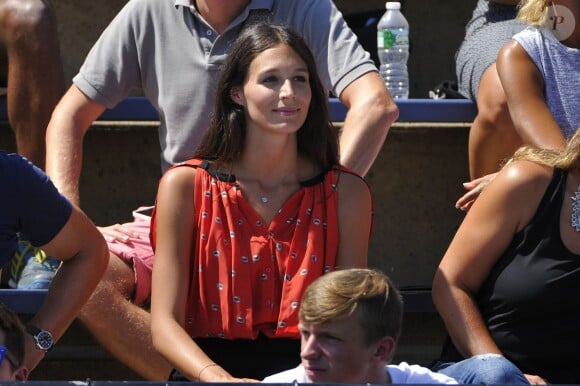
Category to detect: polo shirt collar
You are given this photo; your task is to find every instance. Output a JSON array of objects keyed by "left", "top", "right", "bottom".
[{"left": 173, "top": 0, "right": 273, "bottom": 12}]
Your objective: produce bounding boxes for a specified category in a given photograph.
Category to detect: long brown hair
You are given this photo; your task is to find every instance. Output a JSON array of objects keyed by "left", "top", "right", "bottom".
[{"left": 194, "top": 23, "right": 339, "bottom": 170}]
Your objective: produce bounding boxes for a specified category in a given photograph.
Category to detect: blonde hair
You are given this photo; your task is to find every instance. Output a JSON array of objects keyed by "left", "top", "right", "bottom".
[
  {"left": 517, "top": 0, "right": 552, "bottom": 26},
  {"left": 509, "top": 129, "right": 580, "bottom": 171},
  {"left": 299, "top": 268, "right": 403, "bottom": 346}
]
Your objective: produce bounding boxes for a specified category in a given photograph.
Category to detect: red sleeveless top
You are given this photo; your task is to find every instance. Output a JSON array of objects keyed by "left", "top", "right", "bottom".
[{"left": 152, "top": 159, "right": 362, "bottom": 339}]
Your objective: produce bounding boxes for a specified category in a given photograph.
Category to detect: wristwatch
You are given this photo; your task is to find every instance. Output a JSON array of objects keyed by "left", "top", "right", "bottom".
[{"left": 26, "top": 325, "right": 54, "bottom": 352}]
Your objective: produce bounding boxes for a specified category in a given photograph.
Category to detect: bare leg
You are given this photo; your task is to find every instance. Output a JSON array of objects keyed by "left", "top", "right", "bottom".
[
  {"left": 468, "top": 64, "right": 522, "bottom": 179},
  {"left": 0, "top": 0, "right": 64, "bottom": 168},
  {"left": 78, "top": 252, "right": 172, "bottom": 381}
]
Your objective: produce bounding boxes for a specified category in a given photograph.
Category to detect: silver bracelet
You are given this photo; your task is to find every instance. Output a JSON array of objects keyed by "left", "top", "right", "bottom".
[{"left": 198, "top": 363, "right": 219, "bottom": 380}]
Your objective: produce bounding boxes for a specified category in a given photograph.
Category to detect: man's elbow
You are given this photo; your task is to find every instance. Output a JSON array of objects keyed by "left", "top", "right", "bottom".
[
  {"left": 381, "top": 95, "right": 399, "bottom": 127},
  {"left": 342, "top": 72, "right": 399, "bottom": 125},
  {"left": 369, "top": 89, "right": 399, "bottom": 130},
  {"left": 75, "top": 230, "right": 109, "bottom": 285}
]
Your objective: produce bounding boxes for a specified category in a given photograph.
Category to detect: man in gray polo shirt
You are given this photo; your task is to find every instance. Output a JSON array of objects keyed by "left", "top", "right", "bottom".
[{"left": 45, "top": 0, "right": 398, "bottom": 380}]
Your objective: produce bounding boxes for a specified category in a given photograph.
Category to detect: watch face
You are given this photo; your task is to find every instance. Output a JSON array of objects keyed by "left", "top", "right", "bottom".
[{"left": 35, "top": 330, "right": 54, "bottom": 350}]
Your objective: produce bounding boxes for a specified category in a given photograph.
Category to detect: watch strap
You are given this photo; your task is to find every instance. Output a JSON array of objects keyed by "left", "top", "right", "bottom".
[{"left": 25, "top": 325, "right": 54, "bottom": 352}]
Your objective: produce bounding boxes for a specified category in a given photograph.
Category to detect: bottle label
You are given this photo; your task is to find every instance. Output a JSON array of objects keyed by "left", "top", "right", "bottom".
[{"left": 377, "top": 30, "right": 409, "bottom": 49}]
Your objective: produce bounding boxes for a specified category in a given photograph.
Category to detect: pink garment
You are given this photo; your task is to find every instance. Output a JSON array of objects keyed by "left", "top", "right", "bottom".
[{"left": 107, "top": 208, "right": 154, "bottom": 306}]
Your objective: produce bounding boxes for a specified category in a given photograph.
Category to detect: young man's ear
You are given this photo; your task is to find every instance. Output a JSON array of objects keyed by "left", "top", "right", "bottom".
[
  {"left": 230, "top": 87, "right": 244, "bottom": 106},
  {"left": 373, "top": 336, "right": 396, "bottom": 363},
  {"left": 14, "top": 365, "right": 29, "bottom": 381}
]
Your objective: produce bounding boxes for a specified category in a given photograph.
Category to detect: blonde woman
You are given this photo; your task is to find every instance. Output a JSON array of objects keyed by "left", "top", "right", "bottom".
[{"left": 433, "top": 123, "right": 580, "bottom": 385}]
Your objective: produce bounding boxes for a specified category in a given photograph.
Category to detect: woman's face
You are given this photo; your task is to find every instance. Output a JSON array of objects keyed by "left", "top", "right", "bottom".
[{"left": 231, "top": 43, "right": 312, "bottom": 137}]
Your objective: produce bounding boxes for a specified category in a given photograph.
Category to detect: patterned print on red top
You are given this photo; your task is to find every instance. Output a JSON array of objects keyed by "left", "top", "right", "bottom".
[{"left": 152, "top": 159, "right": 346, "bottom": 340}]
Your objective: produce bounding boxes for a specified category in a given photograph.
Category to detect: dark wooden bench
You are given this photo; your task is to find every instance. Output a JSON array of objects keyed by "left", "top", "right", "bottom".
[{"left": 0, "top": 287, "right": 435, "bottom": 315}]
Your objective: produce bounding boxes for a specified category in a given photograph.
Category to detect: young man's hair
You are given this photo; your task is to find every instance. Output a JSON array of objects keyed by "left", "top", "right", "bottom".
[
  {"left": 299, "top": 268, "right": 403, "bottom": 345},
  {"left": 0, "top": 301, "right": 25, "bottom": 368}
]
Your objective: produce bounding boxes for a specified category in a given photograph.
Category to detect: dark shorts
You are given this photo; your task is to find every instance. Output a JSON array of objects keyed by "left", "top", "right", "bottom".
[{"left": 169, "top": 335, "right": 301, "bottom": 381}]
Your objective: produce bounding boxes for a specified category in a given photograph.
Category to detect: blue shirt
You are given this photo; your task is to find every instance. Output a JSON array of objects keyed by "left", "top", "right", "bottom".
[{"left": 0, "top": 152, "right": 72, "bottom": 266}]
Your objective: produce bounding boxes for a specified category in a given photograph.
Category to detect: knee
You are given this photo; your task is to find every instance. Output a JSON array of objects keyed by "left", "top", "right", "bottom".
[
  {"left": 475, "top": 99, "right": 511, "bottom": 132},
  {"left": 475, "top": 84, "right": 511, "bottom": 131},
  {"left": 450, "top": 354, "right": 528, "bottom": 384},
  {"left": 472, "top": 63, "right": 513, "bottom": 130},
  {"left": 79, "top": 253, "right": 136, "bottom": 319},
  {"left": 0, "top": 0, "right": 55, "bottom": 44}
]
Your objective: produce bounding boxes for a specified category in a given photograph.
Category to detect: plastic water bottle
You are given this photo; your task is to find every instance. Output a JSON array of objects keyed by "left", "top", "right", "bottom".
[{"left": 377, "top": 2, "right": 409, "bottom": 99}]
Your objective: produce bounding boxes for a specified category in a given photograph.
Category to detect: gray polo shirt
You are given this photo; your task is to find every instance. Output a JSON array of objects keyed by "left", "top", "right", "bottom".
[{"left": 74, "top": 0, "right": 377, "bottom": 172}]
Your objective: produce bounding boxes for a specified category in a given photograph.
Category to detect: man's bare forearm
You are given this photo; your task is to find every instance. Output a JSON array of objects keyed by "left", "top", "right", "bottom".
[
  {"left": 339, "top": 72, "right": 398, "bottom": 176},
  {"left": 46, "top": 122, "right": 84, "bottom": 205},
  {"left": 45, "top": 85, "right": 106, "bottom": 206}
]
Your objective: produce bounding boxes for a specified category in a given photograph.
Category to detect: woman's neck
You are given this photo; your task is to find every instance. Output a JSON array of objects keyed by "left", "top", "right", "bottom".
[{"left": 234, "top": 151, "right": 302, "bottom": 190}]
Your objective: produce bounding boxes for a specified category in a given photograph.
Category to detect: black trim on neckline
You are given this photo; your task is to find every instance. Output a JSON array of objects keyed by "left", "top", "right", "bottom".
[{"left": 200, "top": 159, "right": 330, "bottom": 186}]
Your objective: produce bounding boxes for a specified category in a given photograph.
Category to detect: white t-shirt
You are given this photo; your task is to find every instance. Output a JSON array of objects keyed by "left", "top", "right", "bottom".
[
  {"left": 262, "top": 362, "right": 458, "bottom": 384},
  {"left": 512, "top": 27, "right": 580, "bottom": 139}
]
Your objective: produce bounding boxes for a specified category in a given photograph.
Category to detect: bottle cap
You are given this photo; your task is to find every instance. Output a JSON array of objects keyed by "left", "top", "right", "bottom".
[{"left": 386, "top": 2, "right": 401, "bottom": 10}]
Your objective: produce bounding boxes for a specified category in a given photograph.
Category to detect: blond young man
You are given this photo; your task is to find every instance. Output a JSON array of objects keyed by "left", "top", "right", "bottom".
[{"left": 263, "top": 268, "right": 457, "bottom": 384}]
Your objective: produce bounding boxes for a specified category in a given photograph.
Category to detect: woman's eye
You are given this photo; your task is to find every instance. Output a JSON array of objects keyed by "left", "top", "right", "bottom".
[
  {"left": 294, "top": 75, "right": 308, "bottom": 82},
  {"left": 262, "top": 76, "right": 278, "bottom": 83}
]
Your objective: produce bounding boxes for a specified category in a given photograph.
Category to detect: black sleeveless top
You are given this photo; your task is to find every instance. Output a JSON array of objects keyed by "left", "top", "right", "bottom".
[{"left": 440, "top": 168, "right": 580, "bottom": 383}]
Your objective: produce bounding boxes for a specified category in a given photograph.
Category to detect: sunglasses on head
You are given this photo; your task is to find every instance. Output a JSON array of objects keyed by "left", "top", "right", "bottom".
[{"left": 0, "top": 346, "right": 19, "bottom": 368}]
